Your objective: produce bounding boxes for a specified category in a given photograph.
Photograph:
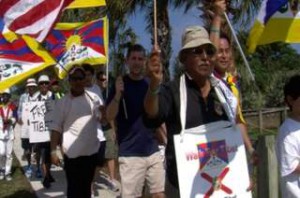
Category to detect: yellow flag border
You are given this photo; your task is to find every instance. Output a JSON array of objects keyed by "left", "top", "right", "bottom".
[
  {"left": 66, "top": 0, "right": 106, "bottom": 9},
  {"left": 0, "top": 36, "right": 56, "bottom": 91},
  {"left": 52, "top": 18, "right": 109, "bottom": 79}
]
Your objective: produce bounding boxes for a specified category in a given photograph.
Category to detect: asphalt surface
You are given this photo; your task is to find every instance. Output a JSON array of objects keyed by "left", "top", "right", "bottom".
[{"left": 14, "top": 124, "right": 121, "bottom": 198}]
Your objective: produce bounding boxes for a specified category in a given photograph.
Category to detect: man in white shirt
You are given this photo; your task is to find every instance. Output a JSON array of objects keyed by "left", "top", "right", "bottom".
[
  {"left": 34, "top": 74, "right": 54, "bottom": 188},
  {"left": 50, "top": 66, "right": 101, "bottom": 198},
  {"left": 17, "top": 78, "right": 37, "bottom": 178},
  {"left": 0, "top": 89, "right": 17, "bottom": 181},
  {"left": 276, "top": 75, "right": 300, "bottom": 198},
  {"left": 82, "top": 64, "right": 108, "bottom": 195}
]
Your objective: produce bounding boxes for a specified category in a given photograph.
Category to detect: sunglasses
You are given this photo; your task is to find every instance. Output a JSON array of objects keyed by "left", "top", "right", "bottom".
[
  {"left": 186, "top": 46, "right": 215, "bottom": 57},
  {"left": 69, "top": 76, "right": 85, "bottom": 81},
  {"left": 39, "top": 82, "right": 49, "bottom": 86}
]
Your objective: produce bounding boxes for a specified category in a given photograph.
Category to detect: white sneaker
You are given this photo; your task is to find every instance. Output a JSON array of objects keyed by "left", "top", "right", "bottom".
[
  {"left": 5, "top": 174, "right": 12, "bottom": 181},
  {"left": 25, "top": 166, "right": 32, "bottom": 178}
]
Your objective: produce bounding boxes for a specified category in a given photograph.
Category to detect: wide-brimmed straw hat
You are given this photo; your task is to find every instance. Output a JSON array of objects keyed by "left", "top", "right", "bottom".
[{"left": 179, "top": 26, "right": 216, "bottom": 58}]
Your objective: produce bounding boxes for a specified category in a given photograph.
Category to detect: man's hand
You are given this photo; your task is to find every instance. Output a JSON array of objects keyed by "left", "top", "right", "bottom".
[
  {"left": 147, "top": 46, "right": 163, "bottom": 88},
  {"left": 247, "top": 177, "right": 255, "bottom": 191},
  {"left": 51, "top": 152, "right": 61, "bottom": 167},
  {"left": 213, "top": 0, "right": 226, "bottom": 15},
  {"left": 115, "top": 76, "right": 124, "bottom": 96}
]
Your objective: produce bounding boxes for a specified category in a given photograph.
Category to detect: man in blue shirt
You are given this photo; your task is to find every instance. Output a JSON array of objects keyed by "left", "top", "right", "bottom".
[{"left": 106, "top": 44, "right": 165, "bottom": 198}]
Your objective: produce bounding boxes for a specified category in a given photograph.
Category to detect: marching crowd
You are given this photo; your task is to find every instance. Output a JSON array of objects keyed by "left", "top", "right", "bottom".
[{"left": 0, "top": 1, "right": 299, "bottom": 198}]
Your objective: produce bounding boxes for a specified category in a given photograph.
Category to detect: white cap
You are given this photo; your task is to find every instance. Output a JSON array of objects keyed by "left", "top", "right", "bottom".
[
  {"left": 38, "top": 75, "right": 50, "bottom": 83},
  {"left": 3, "top": 89, "right": 10, "bottom": 94},
  {"left": 26, "top": 78, "right": 37, "bottom": 87}
]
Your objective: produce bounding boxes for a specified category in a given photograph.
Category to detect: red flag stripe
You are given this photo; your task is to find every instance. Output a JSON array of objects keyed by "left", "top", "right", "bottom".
[
  {"left": 8, "top": 0, "right": 63, "bottom": 32},
  {"left": 0, "top": 0, "right": 20, "bottom": 18}
]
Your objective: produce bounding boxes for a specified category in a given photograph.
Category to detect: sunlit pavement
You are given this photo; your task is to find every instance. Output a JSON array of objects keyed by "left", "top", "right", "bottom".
[{"left": 14, "top": 124, "right": 121, "bottom": 198}]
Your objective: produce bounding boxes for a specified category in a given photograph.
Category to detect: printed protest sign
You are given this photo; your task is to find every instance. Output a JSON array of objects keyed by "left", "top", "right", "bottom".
[
  {"left": 28, "top": 101, "right": 54, "bottom": 143},
  {"left": 174, "top": 121, "right": 252, "bottom": 198}
]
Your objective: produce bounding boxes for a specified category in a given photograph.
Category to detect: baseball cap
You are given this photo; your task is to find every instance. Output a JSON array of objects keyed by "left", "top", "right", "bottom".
[
  {"left": 38, "top": 75, "right": 50, "bottom": 83},
  {"left": 68, "top": 66, "right": 85, "bottom": 76},
  {"left": 26, "top": 78, "right": 37, "bottom": 87},
  {"left": 3, "top": 88, "right": 10, "bottom": 94},
  {"left": 179, "top": 26, "right": 216, "bottom": 56}
]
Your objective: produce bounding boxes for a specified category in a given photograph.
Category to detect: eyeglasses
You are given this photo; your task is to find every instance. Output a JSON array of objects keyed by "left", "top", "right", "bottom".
[
  {"left": 39, "top": 82, "right": 49, "bottom": 86},
  {"left": 186, "top": 46, "right": 215, "bottom": 57},
  {"left": 69, "top": 76, "right": 85, "bottom": 82}
]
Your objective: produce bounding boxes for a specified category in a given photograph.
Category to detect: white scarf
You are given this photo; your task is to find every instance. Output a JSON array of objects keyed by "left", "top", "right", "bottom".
[{"left": 180, "top": 74, "right": 237, "bottom": 127}]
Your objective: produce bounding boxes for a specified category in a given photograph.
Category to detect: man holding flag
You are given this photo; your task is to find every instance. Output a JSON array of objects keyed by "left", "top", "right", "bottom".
[{"left": 210, "top": 0, "right": 257, "bottom": 166}]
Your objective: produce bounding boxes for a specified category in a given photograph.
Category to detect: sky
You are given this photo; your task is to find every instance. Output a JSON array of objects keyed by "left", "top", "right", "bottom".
[
  {"left": 128, "top": 6, "right": 201, "bottom": 76},
  {"left": 5, "top": 2, "right": 300, "bottom": 93},
  {"left": 128, "top": 5, "right": 300, "bottom": 77}
]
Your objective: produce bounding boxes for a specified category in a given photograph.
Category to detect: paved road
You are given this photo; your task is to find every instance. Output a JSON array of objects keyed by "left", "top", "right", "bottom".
[{"left": 14, "top": 124, "right": 121, "bottom": 198}]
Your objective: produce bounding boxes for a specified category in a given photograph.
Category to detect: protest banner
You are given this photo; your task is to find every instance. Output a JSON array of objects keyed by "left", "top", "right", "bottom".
[
  {"left": 28, "top": 101, "right": 54, "bottom": 143},
  {"left": 174, "top": 121, "right": 252, "bottom": 198}
]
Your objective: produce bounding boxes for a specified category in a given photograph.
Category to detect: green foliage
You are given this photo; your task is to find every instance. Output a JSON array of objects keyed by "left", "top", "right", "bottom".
[
  {"left": 236, "top": 32, "right": 300, "bottom": 109},
  {"left": 60, "top": 7, "right": 106, "bottom": 22},
  {"left": 109, "top": 27, "right": 137, "bottom": 78},
  {"left": 172, "top": 57, "right": 185, "bottom": 79}
]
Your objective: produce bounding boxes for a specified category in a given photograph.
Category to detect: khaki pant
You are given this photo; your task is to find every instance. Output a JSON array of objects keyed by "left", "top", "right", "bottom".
[{"left": 119, "top": 151, "right": 165, "bottom": 198}]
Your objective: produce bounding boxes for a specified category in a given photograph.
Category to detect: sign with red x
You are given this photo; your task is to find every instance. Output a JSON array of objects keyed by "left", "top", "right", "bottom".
[
  {"left": 201, "top": 167, "right": 232, "bottom": 198},
  {"left": 174, "top": 121, "right": 252, "bottom": 198}
]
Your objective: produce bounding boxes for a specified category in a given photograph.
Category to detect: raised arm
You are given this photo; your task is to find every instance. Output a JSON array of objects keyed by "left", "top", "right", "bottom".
[
  {"left": 210, "top": 0, "right": 226, "bottom": 48},
  {"left": 106, "top": 76, "right": 124, "bottom": 122},
  {"left": 144, "top": 47, "right": 163, "bottom": 118}
]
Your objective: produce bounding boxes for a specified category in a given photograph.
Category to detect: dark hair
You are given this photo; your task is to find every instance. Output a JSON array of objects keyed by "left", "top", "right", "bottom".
[
  {"left": 82, "top": 64, "right": 95, "bottom": 75},
  {"left": 96, "top": 71, "right": 106, "bottom": 80},
  {"left": 220, "top": 32, "right": 231, "bottom": 44},
  {"left": 126, "top": 44, "right": 146, "bottom": 58},
  {"left": 68, "top": 66, "right": 86, "bottom": 82},
  {"left": 284, "top": 75, "right": 300, "bottom": 100}
]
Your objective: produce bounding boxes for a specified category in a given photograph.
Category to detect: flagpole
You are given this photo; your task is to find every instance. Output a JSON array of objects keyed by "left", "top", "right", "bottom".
[
  {"left": 223, "top": 13, "right": 255, "bottom": 82},
  {"left": 119, "top": 63, "right": 128, "bottom": 120},
  {"left": 153, "top": 0, "right": 158, "bottom": 46},
  {"left": 105, "top": 62, "right": 109, "bottom": 99}
]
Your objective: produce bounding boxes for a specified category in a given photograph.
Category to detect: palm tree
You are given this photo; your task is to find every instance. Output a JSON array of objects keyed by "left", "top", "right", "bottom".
[
  {"left": 110, "top": 0, "right": 199, "bottom": 81},
  {"left": 107, "top": 0, "right": 262, "bottom": 81},
  {"left": 197, "top": 0, "right": 261, "bottom": 29}
]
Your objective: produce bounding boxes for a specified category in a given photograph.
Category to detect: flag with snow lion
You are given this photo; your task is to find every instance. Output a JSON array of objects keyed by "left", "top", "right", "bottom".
[
  {"left": 45, "top": 18, "right": 108, "bottom": 78},
  {"left": 0, "top": 28, "right": 55, "bottom": 91}
]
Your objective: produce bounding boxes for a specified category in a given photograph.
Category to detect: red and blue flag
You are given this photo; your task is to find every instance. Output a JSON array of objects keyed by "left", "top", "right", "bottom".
[
  {"left": 45, "top": 18, "right": 108, "bottom": 78},
  {"left": 0, "top": 20, "right": 55, "bottom": 91},
  {"left": 197, "top": 140, "right": 229, "bottom": 170}
]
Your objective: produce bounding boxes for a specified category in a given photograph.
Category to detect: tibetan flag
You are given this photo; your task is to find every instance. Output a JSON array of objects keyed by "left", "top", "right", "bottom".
[
  {"left": 0, "top": 34, "right": 56, "bottom": 91},
  {"left": 247, "top": 0, "right": 300, "bottom": 53},
  {"left": 45, "top": 18, "right": 108, "bottom": 79},
  {"left": 0, "top": 0, "right": 73, "bottom": 42},
  {"left": 67, "top": 0, "right": 106, "bottom": 9}
]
